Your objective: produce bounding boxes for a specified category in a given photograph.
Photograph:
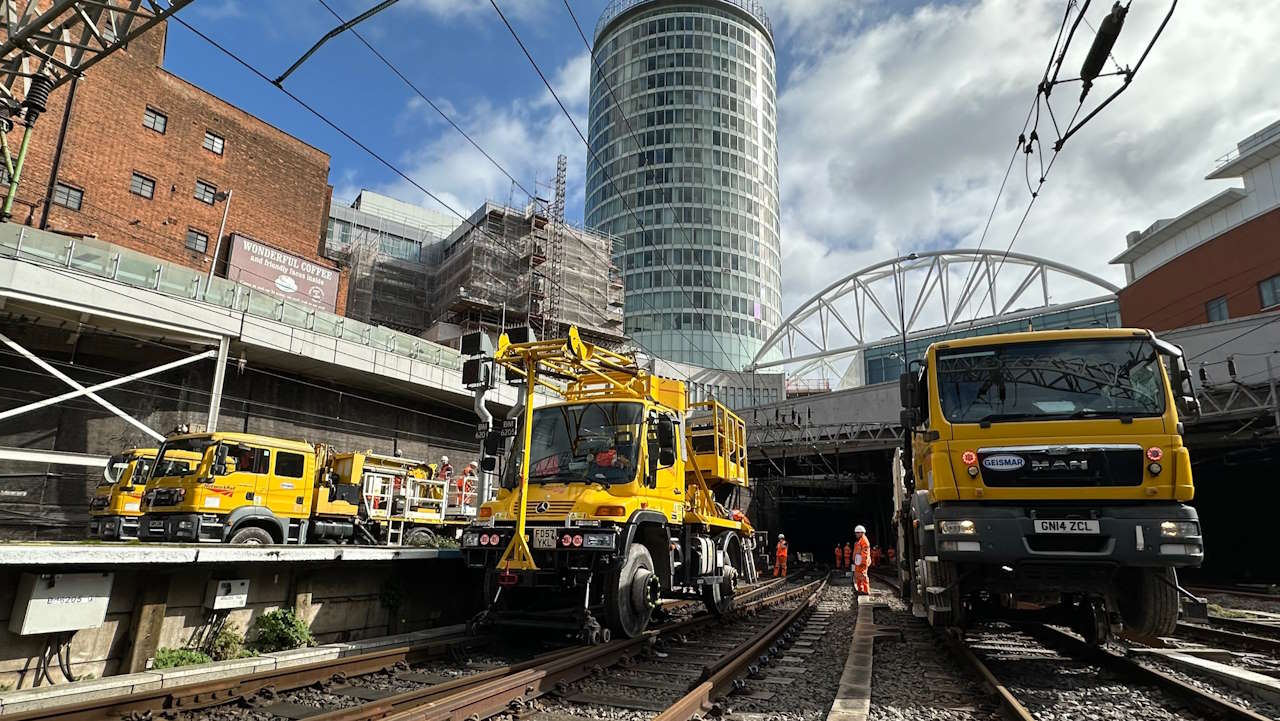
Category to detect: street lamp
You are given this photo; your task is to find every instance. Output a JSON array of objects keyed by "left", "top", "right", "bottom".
[{"left": 204, "top": 189, "right": 233, "bottom": 295}]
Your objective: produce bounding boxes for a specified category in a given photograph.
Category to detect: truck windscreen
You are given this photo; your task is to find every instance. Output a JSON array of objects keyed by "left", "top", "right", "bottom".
[
  {"left": 153, "top": 439, "right": 214, "bottom": 479},
  {"left": 503, "top": 402, "right": 644, "bottom": 488},
  {"left": 936, "top": 338, "right": 1166, "bottom": 424}
]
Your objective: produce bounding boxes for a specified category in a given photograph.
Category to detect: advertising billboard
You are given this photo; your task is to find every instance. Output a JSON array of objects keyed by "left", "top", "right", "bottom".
[{"left": 225, "top": 234, "right": 339, "bottom": 312}]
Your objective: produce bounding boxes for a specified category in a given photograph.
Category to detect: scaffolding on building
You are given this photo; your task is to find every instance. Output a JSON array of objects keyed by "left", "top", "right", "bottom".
[
  {"left": 326, "top": 198, "right": 445, "bottom": 336},
  {"left": 426, "top": 200, "right": 625, "bottom": 347}
]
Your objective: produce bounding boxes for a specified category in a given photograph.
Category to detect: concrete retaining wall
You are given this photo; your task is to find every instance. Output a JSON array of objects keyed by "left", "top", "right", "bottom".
[{"left": 0, "top": 557, "right": 477, "bottom": 690}]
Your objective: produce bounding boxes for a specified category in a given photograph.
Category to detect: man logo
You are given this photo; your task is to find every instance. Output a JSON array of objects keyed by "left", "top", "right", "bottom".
[
  {"left": 535, "top": 501, "right": 550, "bottom": 513},
  {"left": 981, "top": 454, "right": 1025, "bottom": 471}
]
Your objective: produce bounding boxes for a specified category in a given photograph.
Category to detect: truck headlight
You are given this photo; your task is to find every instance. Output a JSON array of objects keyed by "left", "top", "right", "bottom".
[
  {"left": 939, "top": 520, "right": 977, "bottom": 535},
  {"left": 1160, "top": 521, "right": 1198, "bottom": 537},
  {"left": 462, "top": 532, "right": 479, "bottom": 547},
  {"left": 583, "top": 533, "right": 615, "bottom": 549}
]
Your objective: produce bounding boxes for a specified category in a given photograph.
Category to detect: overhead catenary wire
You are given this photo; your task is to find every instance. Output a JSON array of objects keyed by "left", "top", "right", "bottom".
[{"left": 964, "top": 0, "right": 1175, "bottom": 326}]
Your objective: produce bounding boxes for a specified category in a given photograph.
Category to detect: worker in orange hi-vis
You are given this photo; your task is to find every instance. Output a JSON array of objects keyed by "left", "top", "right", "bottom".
[
  {"left": 842, "top": 541, "right": 853, "bottom": 572},
  {"left": 871, "top": 546, "right": 882, "bottom": 567},
  {"left": 834, "top": 544, "right": 844, "bottom": 570},
  {"left": 853, "top": 525, "right": 872, "bottom": 594},
  {"left": 773, "top": 534, "right": 789, "bottom": 577}
]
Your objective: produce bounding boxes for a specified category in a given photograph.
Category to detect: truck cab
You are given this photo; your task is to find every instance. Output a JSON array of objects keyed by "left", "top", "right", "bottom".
[
  {"left": 137, "top": 432, "right": 335, "bottom": 544},
  {"left": 898, "top": 328, "right": 1202, "bottom": 639},
  {"left": 88, "top": 448, "right": 201, "bottom": 540}
]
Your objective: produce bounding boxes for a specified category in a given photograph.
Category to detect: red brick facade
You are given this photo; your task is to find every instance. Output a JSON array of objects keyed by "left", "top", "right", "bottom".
[
  {"left": 1118, "top": 207, "right": 1280, "bottom": 331},
  {"left": 1, "top": 19, "right": 347, "bottom": 313}
]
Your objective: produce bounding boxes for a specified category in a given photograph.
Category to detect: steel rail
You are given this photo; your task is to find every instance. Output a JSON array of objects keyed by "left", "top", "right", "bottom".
[
  {"left": 942, "top": 632, "right": 1035, "bottom": 721},
  {"left": 654, "top": 577, "right": 827, "bottom": 721},
  {"left": 4, "top": 633, "right": 481, "bottom": 721},
  {"left": 1175, "top": 621, "right": 1280, "bottom": 655},
  {"left": 1206, "top": 615, "right": 1280, "bottom": 639},
  {"left": 1188, "top": 585, "right": 1280, "bottom": 602},
  {"left": 1031, "top": 625, "right": 1271, "bottom": 721},
  {"left": 356, "top": 577, "right": 827, "bottom": 721}
]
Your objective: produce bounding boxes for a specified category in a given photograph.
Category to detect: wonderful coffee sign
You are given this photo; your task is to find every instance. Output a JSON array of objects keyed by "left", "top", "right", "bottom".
[{"left": 226, "top": 234, "right": 339, "bottom": 312}]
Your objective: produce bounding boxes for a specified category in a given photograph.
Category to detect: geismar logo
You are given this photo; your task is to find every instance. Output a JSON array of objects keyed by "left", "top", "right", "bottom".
[{"left": 981, "top": 454, "right": 1025, "bottom": 471}]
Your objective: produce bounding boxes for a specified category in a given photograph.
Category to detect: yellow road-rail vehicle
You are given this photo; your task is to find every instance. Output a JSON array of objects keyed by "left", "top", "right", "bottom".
[
  {"left": 896, "top": 328, "right": 1203, "bottom": 642},
  {"left": 88, "top": 447, "right": 201, "bottom": 540},
  {"left": 460, "top": 327, "right": 757, "bottom": 643},
  {"left": 136, "top": 432, "right": 472, "bottom": 545}
]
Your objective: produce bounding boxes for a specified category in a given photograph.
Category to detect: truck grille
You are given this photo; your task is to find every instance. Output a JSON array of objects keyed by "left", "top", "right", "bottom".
[
  {"left": 524, "top": 500, "right": 576, "bottom": 516},
  {"left": 149, "top": 488, "right": 185, "bottom": 506},
  {"left": 89, "top": 497, "right": 109, "bottom": 511},
  {"left": 979, "top": 447, "right": 1143, "bottom": 487}
]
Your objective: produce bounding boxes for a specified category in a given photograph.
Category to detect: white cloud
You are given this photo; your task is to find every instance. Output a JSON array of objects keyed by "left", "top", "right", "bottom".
[
  {"left": 191, "top": 0, "right": 244, "bottom": 21},
  {"left": 403, "top": 0, "right": 548, "bottom": 24},
  {"left": 775, "top": 0, "right": 1280, "bottom": 326}
]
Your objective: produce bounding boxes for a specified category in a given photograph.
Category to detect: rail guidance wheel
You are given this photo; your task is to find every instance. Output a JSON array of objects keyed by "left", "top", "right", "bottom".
[
  {"left": 702, "top": 532, "right": 743, "bottom": 617},
  {"left": 605, "top": 542, "right": 657, "bottom": 638}
]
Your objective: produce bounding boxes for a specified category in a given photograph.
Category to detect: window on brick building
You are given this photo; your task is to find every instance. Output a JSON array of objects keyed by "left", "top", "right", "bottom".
[
  {"left": 0, "top": 164, "right": 9, "bottom": 186},
  {"left": 1261, "top": 275, "right": 1280, "bottom": 309},
  {"left": 52, "top": 182, "right": 82, "bottom": 211},
  {"left": 130, "top": 172, "right": 155, "bottom": 199},
  {"left": 186, "top": 229, "right": 209, "bottom": 254},
  {"left": 194, "top": 180, "right": 217, "bottom": 204},
  {"left": 143, "top": 107, "right": 166, "bottom": 134},
  {"left": 202, "top": 131, "right": 224, "bottom": 155},
  {"left": 1205, "top": 296, "right": 1229, "bottom": 323}
]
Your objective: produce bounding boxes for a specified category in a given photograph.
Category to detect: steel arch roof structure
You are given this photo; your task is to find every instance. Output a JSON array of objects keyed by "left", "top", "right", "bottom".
[{"left": 747, "top": 249, "right": 1120, "bottom": 381}]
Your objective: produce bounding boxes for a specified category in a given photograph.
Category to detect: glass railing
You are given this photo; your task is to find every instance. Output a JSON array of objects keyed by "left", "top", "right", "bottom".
[{"left": 0, "top": 223, "right": 461, "bottom": 371}]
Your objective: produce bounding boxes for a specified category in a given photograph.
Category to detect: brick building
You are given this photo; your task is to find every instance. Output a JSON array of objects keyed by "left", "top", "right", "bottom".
[
  {"left": 1112, "top": 119, "right": 1280, "bottom": 331},
  {"left": 0, "top": 16, "right": 347, "bottom": 312}
]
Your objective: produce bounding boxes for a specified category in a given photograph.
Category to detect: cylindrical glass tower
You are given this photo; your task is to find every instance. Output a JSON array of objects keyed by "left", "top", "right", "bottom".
[{"left": 586, "top": 0, "right": 781, "bottom": 371}]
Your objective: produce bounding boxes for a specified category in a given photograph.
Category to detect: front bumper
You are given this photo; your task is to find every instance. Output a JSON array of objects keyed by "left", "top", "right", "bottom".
[
  {"left": 934, "top": 502, "right": 1203, "bottom": 567},
  {"left": 461, "top": 526, "right": 620, "bottom": 575},
  {"left": 88, "top": 514, "right": 138, "bottom": 541},
  {"left": 137, "top": 512, "right": 226, "bottom": 542}
]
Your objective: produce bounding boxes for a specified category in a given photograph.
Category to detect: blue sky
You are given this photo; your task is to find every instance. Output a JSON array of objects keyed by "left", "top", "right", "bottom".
[
  {"left": 168, "top": 0, "right": 699, "bottom": 224},
  {"left": 165, "top": 0, "right": 1280, "bottom": 320}
]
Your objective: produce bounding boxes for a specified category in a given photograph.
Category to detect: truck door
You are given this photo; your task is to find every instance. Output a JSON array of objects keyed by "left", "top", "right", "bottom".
[
  {"left": 271, "top": 449, "right": 309, "bottom": 518},
  {"left": 228, "top": 443, "right": 271, "bottom": 510}
]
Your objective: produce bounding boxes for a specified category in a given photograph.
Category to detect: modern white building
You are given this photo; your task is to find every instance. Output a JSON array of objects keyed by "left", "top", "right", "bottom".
[{"left": 586, "top": 0, "right": 781, "bottom": 371}]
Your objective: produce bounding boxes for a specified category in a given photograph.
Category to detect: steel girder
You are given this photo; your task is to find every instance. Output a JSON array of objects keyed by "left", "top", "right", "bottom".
[
  {"left": 748, "top": 249, "right": 1120, "bottom": 382},
  {"left": 0, "top": 0, "right": 193, "bottom": 110}
]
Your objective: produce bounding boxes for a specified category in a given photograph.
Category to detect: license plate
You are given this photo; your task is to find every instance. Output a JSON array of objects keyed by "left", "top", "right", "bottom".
[
  {"left": 533, "top": 528, "right": 557, "bottom": 549},
  {"left": 1034, "top": 519, "right": 1099, "bottom": 534}
]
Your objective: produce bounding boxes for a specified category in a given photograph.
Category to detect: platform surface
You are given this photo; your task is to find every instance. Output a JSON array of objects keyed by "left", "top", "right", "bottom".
[{"left": 0, "top": 542, "right": 461, "bottom": 566}]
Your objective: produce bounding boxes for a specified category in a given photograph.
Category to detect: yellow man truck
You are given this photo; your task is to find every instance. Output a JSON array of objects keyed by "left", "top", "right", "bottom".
[
  {"left": 136, "top": 432, "right": 472, "bottom": 545},
  {"left": 459, "top": 327, "right": 757, "bottom": 643},
  {"left": 88, "top": 448, "right": 200, "bottom": 540},
  {"left": 896, "top": 328, "right": 1203, "bottom": 642}
]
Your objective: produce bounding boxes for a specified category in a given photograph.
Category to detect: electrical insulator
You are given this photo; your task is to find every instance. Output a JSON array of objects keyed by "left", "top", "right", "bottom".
[
  {"left": 1197, "top": 366, "right": 1208, "bottom": 384},
  {"left": 1227, "top": 357, "right": 1238, "bottom": 378},
  {"left": 21, "top": 74, "right": 54, "bottom": 125},
  {"left": 1080, "top": 3, "right": 1128, "bottom": 100}
]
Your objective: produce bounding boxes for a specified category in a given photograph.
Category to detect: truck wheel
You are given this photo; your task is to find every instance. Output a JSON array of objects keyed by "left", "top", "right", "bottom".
[
  {"left": 1120, "top": 567, "right": 1178, "bottom": 639},
  {"left": 927, "top": 560, "right": 965, "bottom": 628},
  {"left": 605, "top": 543, "right": 658, "bottom": 639},
  {"left": 229, "top": 526, "right": 274, "bottom": 545}
]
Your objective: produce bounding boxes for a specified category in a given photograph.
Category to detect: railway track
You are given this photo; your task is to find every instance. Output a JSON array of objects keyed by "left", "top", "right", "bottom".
[
  {"left": 952, "top": 624, "right": 1273, "bottom": 721},
  {"left": 9, "top": 577, "right": 819, "bottom": 721}
]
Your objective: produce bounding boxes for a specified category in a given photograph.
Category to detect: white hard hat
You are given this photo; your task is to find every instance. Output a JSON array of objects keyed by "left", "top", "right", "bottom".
[
  {"left": 778, "top": 533, "right": 785, "bottom": 539},
  {"left": 855, "top": 525, "right": 866, "bottom": 533},
  {"left": 441, "top": 455, "right": 449, "bottom": 462}
]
